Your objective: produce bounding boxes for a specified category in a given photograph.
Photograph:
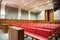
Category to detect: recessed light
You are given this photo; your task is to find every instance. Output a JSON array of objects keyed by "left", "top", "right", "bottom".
[
  {"left": 24, "top": 3, "right": 28, "bottom": 6},
  {"left": 22, "top": 0, "right": 25, "bottom": 3},
  {"left": 30, "top": 0, "right": 35, "bottom": 2},
  {"left": 30, "top": 0, "right": 34, "bottom": 2},
  {"left": 47, "top": 1, "right": 50, "bottom": 3}
]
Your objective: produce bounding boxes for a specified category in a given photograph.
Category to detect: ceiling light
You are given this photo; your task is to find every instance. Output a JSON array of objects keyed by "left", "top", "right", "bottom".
[
  {"left": 30, "top": 0, "right": 35, "bottom": 2},
  {"left": 22, "top": 0, "right": 25, "bottom": 3},
  {"left": 24, "top": 3, "right": 28, "bottom": 6},
  {"left": 47, "top": 1, "right": 50, "bottom": 3},
  {"left": 23, "top": 0, "right": 34, "bottom": 6},
  {"left": 30, "top": 0, "right": 34, "bottom": 2}
]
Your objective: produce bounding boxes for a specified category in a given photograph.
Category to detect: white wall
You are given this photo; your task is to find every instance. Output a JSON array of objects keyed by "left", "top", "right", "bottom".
[
  {"left": 37, "top": 11, "right": 45, "bottom": 20},
  {"left": 30, "top": 13, "right": 36, "bottom": 20},
  {"left": 0, "top": 5, "right": 1, "bottom": 15},
  {"left": 20, "top": 11, "right": 37, "bottom": 20},
  {"left": 0, "top": 4, "right": 45, "bottom": 20},
  {"left": 6, "top": 7, "right": 18, "bottom": 19},
  {"left": 54, "top": 9, "right": 60, "bottom": 20},
  {"left": 21, "top": 11, "right": 28, "bottom": 20}
]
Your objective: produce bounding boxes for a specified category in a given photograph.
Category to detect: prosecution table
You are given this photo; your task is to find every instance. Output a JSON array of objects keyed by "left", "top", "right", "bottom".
[{"left": 9, "top": 26, "right": 24, "bottom": 40}]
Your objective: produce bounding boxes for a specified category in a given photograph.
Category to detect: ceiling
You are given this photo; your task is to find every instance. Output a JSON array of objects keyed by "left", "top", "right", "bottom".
[{"left": 1, "top": 0, "right": 53, "bottom": 12}]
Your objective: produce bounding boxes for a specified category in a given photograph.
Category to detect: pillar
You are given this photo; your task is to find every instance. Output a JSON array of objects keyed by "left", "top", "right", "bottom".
[
  {"left": 18, "top": 7, "right": 21, "bottom": 20},
  {"left": 1, "top": 2, "right": 6, "bottom": 19},
  {"left": 28, "top": 10, "right": 31, "bottom": 20}
]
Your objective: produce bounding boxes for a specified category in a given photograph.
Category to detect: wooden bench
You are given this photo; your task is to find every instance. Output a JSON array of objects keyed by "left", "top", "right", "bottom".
[{"left": 24, "top": 28, "right": 53, "bottom": 40}]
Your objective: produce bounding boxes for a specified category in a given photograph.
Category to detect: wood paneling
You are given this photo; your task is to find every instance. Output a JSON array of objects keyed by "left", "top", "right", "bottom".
[
  {"left": 9, "top": 27, "right": 24, "bottom": 40},
  {"left": 45, "top": 10, "right": 49, "bottom": 22},
  {"left": 54, "top": 20, "right": 60, "bottom": 24},
  {"left": 45, "top": 9, "right": 54, "bottom": 22},
  {"left": 2, "top": 24, "right": 9, "bottom": 33},
  {"left": 0, "top": 19, "right": 60, "bottom": 29},
  {"left": 49, "top": 9, "right": 54, "bottom": 22}
]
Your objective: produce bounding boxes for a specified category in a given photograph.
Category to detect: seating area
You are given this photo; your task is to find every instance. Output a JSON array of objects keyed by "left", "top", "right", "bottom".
[
  {"left": 9, "top": 23, "right": 60, "bottom": 40},
  {"left": 0, "top": 0, "right": 60, "bottom": 40}
]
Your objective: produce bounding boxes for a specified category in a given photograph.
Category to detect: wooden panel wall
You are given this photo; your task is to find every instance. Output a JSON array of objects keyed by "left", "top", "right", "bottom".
[{"left": 0, "top": 19, "right": 60, "bottom": 29}]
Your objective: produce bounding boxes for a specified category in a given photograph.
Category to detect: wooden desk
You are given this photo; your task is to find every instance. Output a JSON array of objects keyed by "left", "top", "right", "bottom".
[
  {"left": 2, "top": 24, "right": 9, "bottom": 33},
  {"left": 9, "top": 26, "right": 24, "bottom": 40}
]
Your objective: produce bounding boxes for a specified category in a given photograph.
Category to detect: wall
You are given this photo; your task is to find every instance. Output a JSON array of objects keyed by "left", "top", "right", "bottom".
[
  {"left": 30, "top": 12, "right": 37, "bottom": 20},
  {"left": 54, "top": 9, "right": 60, "bottom": 20},
  {"left": 37, "top": 11, "right": 45, "bottom": 20},
  {"left": 0, "top": 5, "right": 45, "bottom": 20},
  {"left": 6, "top": 6, "right": 18, "bottom": 19},
  {"left": 20, "top": 10, "right": 37, "bottom": 20},
  {"left": 21, "top": 10, "right": 28, "bottom": 20},
  {"left": 0, "top": 4, "right": 1, "bottom": 14}
]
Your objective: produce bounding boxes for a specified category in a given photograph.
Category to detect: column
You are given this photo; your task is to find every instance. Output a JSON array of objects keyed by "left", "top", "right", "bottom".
[
  {"left": 18, "top": 7, "right": 21, "bottom": 20},
  {"left": 28, "top": 10, "right": 31, "bottom": 20},
  {"left": 1, "top": 2, "right": 6, "bottom": 19}
]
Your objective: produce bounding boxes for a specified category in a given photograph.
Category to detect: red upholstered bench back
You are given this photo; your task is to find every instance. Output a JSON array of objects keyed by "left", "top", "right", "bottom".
[
  {"left": 27, "top": 27, "right": 36, "bottom": 34},
  {"left": 36, "top": 28, "right": 52, "bottom": 38}
]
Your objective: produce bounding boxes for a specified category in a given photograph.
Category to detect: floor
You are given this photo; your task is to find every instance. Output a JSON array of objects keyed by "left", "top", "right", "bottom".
[
  {"left": 0, "top": 30, "right": 60, "bottom": 40},
  {"left": 0, "top": 30, "right": 32, "bottom": 40}
]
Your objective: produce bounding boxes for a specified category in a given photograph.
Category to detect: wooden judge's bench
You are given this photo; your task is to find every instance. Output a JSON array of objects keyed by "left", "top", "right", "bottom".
[{"left": 9, "top": 26, "right": 24, "bottom": 40}]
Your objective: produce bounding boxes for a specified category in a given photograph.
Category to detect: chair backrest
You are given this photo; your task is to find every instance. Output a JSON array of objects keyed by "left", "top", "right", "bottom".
[
  {"left": 27, "top": 27, "right": 36, "bottom": 34},
  {"left": 36, "top": 28, "right": 52, "bottom": 38}
]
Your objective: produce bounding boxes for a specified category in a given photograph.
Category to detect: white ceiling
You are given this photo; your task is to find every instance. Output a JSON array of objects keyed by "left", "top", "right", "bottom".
[
  {"left": 1, "top": 0, "right": 53, "bottom": 12},
  {"left": 30, "top": 3, "right": 53, "bottom": 12}
]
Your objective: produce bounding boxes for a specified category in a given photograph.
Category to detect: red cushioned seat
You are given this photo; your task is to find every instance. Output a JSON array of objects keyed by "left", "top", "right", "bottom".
[
  {"left": 43, "top": 26, "right": 59, "bottom": 37},
  {"left": 28, "top": 23, "right": 37, "bottom": 27},
  {"left": 24, "top": 31, "right": 50, "bottom": 40},
  {"left": 36, "top": 24, "right": 60, "bottom": 37},
  {"left": 36, "top": 28, "right": 52, "bottom": 38},
  {"left": 27, "top": 27, "right": 36, "bottom": 34}
]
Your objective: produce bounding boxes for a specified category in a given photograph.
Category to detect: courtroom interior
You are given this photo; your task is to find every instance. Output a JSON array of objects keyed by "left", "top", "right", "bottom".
[{"left": 0, "top": 0, "right": 60, "bottom": 40}]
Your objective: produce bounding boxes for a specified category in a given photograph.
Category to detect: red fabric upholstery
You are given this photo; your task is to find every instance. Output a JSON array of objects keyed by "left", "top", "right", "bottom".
[
  {"left": 27, "top": 27, "right": 36, "bottom": 34},
  {"left": 36, "top": 28, "right": 52, "bottom": 38},
  {"left": 9, "top": 23, "right": 60, "bottom": 39},
  {"left": 25, "top": 32, "right": 49, "bottom": 40},
  {"left": 35, "top": 24, "right": 60, "bottom": 37}
]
